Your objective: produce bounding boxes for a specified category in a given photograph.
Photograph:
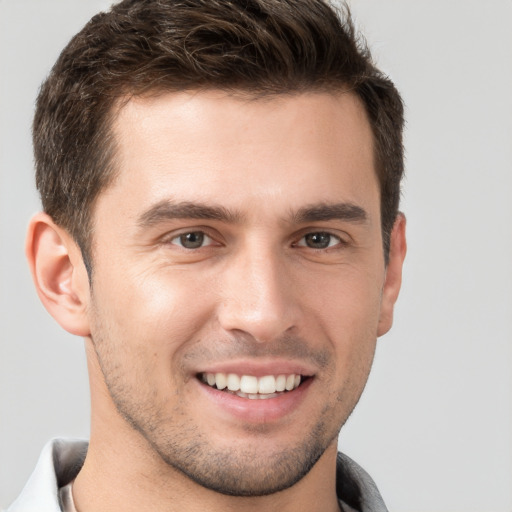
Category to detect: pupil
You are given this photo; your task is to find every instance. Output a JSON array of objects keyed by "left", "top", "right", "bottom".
[
  {"left": 306, "top": 232, "right": 330, "bottom": 249},
  {"left": 181, "top": 232, "right": 204, "bottom": 248}
]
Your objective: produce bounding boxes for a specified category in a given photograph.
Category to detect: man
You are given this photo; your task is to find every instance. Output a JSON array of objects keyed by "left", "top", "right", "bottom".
[{"left": 8, "top": 0, "right": 406, "bottom": 510}]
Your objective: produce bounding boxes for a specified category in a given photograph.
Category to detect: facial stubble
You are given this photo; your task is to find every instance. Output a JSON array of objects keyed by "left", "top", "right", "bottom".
[{"left": 88, "top": 300, "right": 372, "bottom": 497}]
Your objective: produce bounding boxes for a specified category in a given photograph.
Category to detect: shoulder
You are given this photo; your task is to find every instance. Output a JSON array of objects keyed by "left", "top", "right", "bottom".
[
  {"left": 336, "top": 452, "right": 388, "bottom": 512},
  {"left": 6, "top": 439, "right": 88, "bottom": 512}
]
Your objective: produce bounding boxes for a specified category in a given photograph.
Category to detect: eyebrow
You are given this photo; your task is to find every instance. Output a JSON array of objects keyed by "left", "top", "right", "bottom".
[
  {"left": 293, "top": 202, "right": 368, "bottom": 224},
  {"left": 137, "top": 199, "right": 368, "bottom": 230},
  {"left": 137, "top": 200, "right": 243, "bottom": 228}
]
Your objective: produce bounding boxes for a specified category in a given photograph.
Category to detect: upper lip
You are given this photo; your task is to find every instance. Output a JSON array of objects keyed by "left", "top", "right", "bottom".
[{"left": 196, "top": 359, "right": 316, "bottom": 378}]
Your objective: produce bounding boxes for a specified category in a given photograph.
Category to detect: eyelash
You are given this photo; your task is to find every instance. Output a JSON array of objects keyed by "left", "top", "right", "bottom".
[
  {"left": 294, "top": 232, "right": 345, "bottom": 250},
  {"left": 166, "top": 230, "right": 346, "bottom": 251},
  {"left": 169, "top": 231, "right": 216, "bottom": 249}
]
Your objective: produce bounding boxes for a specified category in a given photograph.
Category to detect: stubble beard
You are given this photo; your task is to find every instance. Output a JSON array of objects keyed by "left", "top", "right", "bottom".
[
  {"left": 89, "top": 310, "right": 366, "bottom": 497},
  {"left": 99, "top": 358, "right": 343, "bottom": 497},
  {"left": 145, "top": 415, "right": 339, "bottom": 497}
]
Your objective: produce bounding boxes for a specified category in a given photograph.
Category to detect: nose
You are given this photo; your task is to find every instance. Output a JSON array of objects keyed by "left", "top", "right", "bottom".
[{"left": 217, "top": 244, "right": 300, "bottom": 343}]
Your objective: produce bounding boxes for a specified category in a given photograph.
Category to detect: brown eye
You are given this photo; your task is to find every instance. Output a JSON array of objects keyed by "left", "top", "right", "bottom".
[
  {"left": 172, "top": 232, "right": 209, "bottom": 249},
  {"left": 297, "top": 232, "right": 340, "bottom": 249}
]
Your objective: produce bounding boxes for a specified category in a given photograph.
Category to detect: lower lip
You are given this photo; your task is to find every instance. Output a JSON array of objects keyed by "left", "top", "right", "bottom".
[{"left": 196, "top": 377, "right": 313, "bottom": 424}]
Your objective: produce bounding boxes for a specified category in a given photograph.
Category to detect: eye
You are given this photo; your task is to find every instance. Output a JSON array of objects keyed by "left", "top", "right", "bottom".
[
  {"left": 296, "top": 232, "right": 342, "bottom": 249},
  {"left": 170, "top": 231, "right": 213, "bottom": 249}
]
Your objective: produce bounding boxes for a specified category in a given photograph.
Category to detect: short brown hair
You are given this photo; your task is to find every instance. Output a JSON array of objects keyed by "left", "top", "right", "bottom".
[{"left": 33, "top": 0, "right": 404, "bottom": 273}]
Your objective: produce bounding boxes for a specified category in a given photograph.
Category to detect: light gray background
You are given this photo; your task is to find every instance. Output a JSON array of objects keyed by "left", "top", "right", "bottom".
[{"left": 1, "top": 1, "right": 511, "bottom": 510}]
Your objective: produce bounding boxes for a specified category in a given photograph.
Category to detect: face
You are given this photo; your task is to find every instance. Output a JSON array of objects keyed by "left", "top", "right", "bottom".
[{"left": 86, "top": 91, "right": 393, "bottom": 496}]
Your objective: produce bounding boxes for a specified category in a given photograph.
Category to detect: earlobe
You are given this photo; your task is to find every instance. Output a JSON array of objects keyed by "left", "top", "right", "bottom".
[
  {"left": 377, "top": 213, "right": 407, "bottom": 337},
  {"left": 26, "top": 212, "right": 91, "bottom": 337}
]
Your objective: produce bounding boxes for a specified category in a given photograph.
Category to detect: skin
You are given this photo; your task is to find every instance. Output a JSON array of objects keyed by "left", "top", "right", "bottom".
[{"left": 27, "top": 90, "right": 406, "bottom": 512}]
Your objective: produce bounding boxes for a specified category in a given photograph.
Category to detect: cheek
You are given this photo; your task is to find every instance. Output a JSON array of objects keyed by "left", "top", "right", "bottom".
[
  {"left": 300, "top": 265, "right": 383, "bottom": 379},
  {"left": 301, "top": 262, "right": 384, "bottom": 333},
  {"left": 89, "top": 264, "right": 218, "bottom": 377}
]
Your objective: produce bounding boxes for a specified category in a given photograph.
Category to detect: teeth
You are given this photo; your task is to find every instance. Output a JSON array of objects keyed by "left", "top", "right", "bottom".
[
  {"left": 201, "top": 372, "right": 303, "bottom": 396},
  {"left": 285, "top": 374, "right": 295, "bottom": 391},
  {"left": 258, "top": 375, "right": 276, "bottom": 394},
  {"left": 240, "top": 375, "right": 258, "bottom": 394},
  {"left": 215, "top": 372, "right": 227, "bottom": 390},
  {"left": 275, "top": 375, "right": 286, "bottom": 392},
  {"left": 227, "top": 373, "right": 240, "bottom": 391},
  {"left": 233, "top": 391, "right": 279, "bottom": 400}
]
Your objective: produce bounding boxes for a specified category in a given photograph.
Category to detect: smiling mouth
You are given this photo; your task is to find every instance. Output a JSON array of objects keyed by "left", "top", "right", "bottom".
[{"left": 198, "top": 372, "right": 306, "bottom": 400}]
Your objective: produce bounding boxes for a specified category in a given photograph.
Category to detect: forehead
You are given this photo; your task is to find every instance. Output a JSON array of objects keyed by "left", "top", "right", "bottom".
[{"left": 101, "top": 90, "right": 378, "bottom": 223}]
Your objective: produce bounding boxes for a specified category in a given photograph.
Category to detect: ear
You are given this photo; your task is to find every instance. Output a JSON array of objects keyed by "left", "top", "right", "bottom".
[
  {"left": 377, "top": 213, "right": 407, "bottom": 337},
  {"left": 26, "top": 212, "right": 91, "bottom": 337}
]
